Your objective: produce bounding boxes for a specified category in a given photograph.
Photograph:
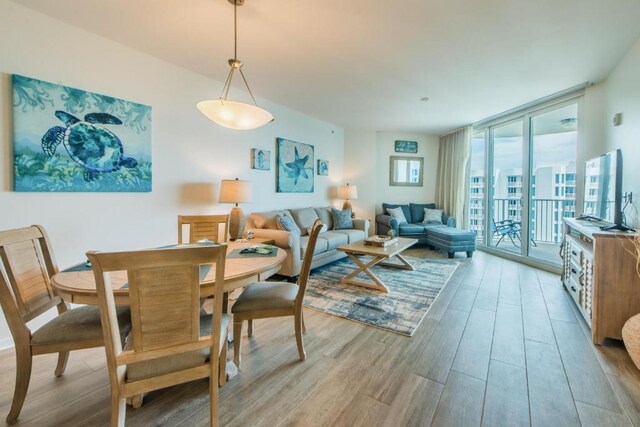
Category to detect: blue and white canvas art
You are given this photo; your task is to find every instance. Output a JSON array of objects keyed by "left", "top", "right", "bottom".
[
  {"left": 12, "top": 74, "right": 152, "bottom": 192},
  {"left": 317, "top": 159, "right": 329, "bottom": 176},
  {"left": 276, "top": 137, "right": 314, "bottom": 193}
]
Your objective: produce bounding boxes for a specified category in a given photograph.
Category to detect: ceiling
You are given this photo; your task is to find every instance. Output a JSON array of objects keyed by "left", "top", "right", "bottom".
[{"left": 14, "top": 0, "right": 640, "bottom": 134}]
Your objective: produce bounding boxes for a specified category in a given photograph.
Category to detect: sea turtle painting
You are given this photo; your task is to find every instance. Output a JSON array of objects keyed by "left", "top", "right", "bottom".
[{"left": 41, "top": 110, "right": 138, "bottom": 181}]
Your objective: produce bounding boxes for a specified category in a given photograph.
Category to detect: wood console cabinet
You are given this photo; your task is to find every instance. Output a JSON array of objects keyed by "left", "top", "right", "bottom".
[{"left": 562, "top": 218, "right": 640, "bottom": 344}]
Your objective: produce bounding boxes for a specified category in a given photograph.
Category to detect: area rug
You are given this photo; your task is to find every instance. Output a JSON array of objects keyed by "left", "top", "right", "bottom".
[{"left": 304, "top": 255, "right": 459, "bottom": 336}]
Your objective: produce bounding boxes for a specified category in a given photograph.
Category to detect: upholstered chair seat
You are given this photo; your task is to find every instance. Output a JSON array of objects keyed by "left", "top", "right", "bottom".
[
  {"left": 232, "top": 283, "right": 298, "bottom": 313},
  {"left": 31, "top": 305, "right": 131, "bottom": 346},
  {"left": 125, "top": 314, "right": 229, "bottom": 381}
]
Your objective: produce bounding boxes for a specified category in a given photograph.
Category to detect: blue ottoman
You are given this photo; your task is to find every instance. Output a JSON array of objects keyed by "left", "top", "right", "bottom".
[{"left": 426, "top": 227, "right": 476, "bottom": 258}]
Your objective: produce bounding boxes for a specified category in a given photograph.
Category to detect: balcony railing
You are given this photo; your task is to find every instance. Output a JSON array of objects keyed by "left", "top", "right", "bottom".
[{"left": 470, "top": 198, "right": 576, "bottom": 244}]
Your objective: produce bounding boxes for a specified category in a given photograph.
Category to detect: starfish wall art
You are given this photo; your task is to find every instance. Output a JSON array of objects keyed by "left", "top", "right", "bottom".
[{"left": 276, "top": 137, "right": 314, "bottom": 193}]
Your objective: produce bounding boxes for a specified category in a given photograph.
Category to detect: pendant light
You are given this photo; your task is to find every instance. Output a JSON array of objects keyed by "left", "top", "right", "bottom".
[{"left": 197, "top": 0, "right": 273, "bottom": 130}]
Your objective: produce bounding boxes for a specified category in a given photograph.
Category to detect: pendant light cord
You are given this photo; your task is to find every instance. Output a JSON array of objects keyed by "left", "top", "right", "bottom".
[
  {"left": 219, "top": 0, "right": 258, "bottom": 106},
  {"left": 234, "top": 0, "right": 237, "bottom": 60}
]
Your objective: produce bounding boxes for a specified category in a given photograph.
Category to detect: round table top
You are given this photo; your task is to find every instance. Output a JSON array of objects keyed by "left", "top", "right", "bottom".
[{"left": 50, "top": 242, "right": 287, "bottom": 305}]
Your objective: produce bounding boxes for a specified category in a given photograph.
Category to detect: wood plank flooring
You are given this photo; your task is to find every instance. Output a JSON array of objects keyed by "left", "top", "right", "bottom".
[{"left": 2, "top": 248, "right": 640, "bottom": 426}]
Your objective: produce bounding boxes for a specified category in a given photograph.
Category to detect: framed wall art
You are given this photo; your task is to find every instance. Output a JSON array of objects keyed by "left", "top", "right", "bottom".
[
  {"left": 276, "top": 137, "right": 314, "bottom": 193},
  {"left": 251, "top": 148, "right": 270, "bottom": 170},
  {"left": 12, "top": 74, "right": 152, "bottom": 192},
  {"left": 317, "top": 159, "right": 329, "bottom": 176},
  {"left": 394, "top": 140, "right": 418, "bottom": 154}
]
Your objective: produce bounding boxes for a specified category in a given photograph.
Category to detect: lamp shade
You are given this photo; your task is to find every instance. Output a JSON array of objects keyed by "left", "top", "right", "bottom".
[
  {"left": 338, "top": 184, "right": 358, "bottom": 200},
  {"left": 197, "top": 99, "right": 273, "bottom": 130},
  {"left": 219, "top": 179, "right": 253, "bottom": 204}
]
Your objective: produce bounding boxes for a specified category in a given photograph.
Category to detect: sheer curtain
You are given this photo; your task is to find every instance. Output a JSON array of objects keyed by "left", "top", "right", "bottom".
[{"left": 435, "top": 126, "right": 472, "bottom": 229}]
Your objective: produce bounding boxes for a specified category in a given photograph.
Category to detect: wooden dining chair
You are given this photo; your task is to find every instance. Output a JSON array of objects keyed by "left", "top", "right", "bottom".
[
  {"left": 178, "top": 215, "right": 230, "bottom": 244},
  {"left": 0, "top": 225, "right": 132, "bottom": 425},
  {"left": 87, "top": 244, "right": 228, "bottom": 427},
  {"left": 232, "top": 220, "right": 323, "bottom": 367}
]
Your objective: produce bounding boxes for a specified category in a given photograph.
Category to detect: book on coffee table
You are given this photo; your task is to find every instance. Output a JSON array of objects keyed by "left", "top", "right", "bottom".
[{"left": 364, "top": 235, "right": 398, "bottom": 247}]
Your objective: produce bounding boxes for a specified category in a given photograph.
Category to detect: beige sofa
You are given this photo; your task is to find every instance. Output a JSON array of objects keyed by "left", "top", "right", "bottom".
[{"left": 247, "top": 206, "right": 370, "bottom": 278}]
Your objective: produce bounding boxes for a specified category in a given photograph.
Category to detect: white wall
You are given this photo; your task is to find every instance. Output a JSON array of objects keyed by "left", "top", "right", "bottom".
[
  {"left": 343, "top": 129, "right": 377, "bottom": 225},
  {"left": 375, "top": 132, "right": 440, "bottom": 213},
  {"left": 343, "top": 130, "right": 440, "bottom": 229},
  {"left": 0, "top": 1, "right": 343, "bottom": 349},
  {"left": 602, "top": 38, "right": 640, "bottom": 225}
]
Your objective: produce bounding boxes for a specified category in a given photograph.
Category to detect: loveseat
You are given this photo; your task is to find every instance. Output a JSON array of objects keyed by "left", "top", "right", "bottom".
[
  {"left": 247, "top": 207, "right": 370, "bottom": 278},
  {"left": 375, "top": 203, "right": 456, "bottom": 244},
  {"left": 376, "top": 202, "right": 476, "bottom": 258}
]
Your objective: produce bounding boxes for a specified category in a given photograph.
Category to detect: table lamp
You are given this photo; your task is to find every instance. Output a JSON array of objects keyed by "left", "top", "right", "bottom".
[
  {"left": 219, "top": 178, "right": 252, "bottom": 240},
  {"left": 337, "top": 183, "right": 358, "bottom": 215}
]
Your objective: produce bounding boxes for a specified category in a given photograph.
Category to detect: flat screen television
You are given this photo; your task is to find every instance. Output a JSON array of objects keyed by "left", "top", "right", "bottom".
[{"left": 580, "top": 149, "right": 632, "bottom": 231}]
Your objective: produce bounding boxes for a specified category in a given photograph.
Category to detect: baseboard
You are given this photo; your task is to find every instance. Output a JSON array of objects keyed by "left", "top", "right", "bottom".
[{"left": 0, "top": 336, "right": 15, "bottom": 352}]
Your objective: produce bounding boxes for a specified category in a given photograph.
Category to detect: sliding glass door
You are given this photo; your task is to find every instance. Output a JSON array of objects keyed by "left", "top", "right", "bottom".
[
  {"left": 489, "top": 119, "right": 525, "bottom": 255},
  {"left": 469, "top": 99, "right": 579, "bottom": 266}
]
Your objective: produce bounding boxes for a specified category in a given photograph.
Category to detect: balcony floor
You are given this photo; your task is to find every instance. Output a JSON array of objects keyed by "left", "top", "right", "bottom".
[{"left": 487, "top": 238, "right": 561, "bottom": 264}]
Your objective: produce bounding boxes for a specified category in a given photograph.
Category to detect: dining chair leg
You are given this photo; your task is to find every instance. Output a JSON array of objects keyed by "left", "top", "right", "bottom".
[
  {"left": 294, "top": 313, "right": 306, "bottom": 362},
  {"left": 131, "top": 394, "right": 143, "bottom": 409},
  {"left": 6, "top": 345, "right": 32, "bottom": 425},
  {"left": 233, "top": 320, "right": 243, "bottom": 367},
  {"left": 247, "top": 319, "right": 253, "bottom": 337},
  {"left": 218, "top": 340, "right": 228, "bottom": 387},
  {"left": 111, "top": 394, "right": 126, "bottom": 427},
  {"left": 301, "top": 312, "right": 306, "bottom": 334},
  {"left": 54, "top": 351, "right": 69, "bottom": 377},
  {"left": 210, "top": 366, "right": 220, "bottom": 427}
]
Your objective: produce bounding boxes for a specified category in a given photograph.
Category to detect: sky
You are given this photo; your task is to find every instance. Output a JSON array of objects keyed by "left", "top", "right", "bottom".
[{"left": 470, "top": 131, "right": 578, "bottom": 174}]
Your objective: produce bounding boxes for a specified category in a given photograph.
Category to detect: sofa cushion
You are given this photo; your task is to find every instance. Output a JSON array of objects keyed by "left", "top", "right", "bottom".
[
  {"left": 423, "top": 223, "right": 447, "bottom": 230},
  {"left": 251, "top": 210, "right": 292, "bottom": 229},
  {"left": 276, "top": 214, "right": 301, "bottom": 234},
  {"left": 300, "top": 235, "right": 329, "bottom": 258},
  {"left": 423, "top": 208, "right": 444, "bottom": 224},
  {"left": 383, "top": 203, "right": 412, "bottom": 223},
  {"left": 289, "top": 207, "right": 320, "bottom": 236},
  {"left": 410, "top": 203, "right": 437, "bottom": 223},
  {"left": 314, "top": 207, "right": 334, "bottom": 230},
  {"left": 332, "top": 229, "right": 366, "bottom": 243},
  {"left": 331, "top": 208, "right": 353, "bottom": 230},
  {"left": 398, "top": 223, "right": 425, "bottom": 235},
  {"left": 320, "top": 231, "right": 349, "bottom": 250}
]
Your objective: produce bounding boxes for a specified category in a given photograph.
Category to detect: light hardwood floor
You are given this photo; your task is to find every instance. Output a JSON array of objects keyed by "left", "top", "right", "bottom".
[{"left": 2, "top": 248, "right": 640, "bottom": 426}]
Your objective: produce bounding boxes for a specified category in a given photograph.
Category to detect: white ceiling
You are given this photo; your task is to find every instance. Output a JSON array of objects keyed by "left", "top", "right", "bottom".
[{"left": 13, "top": 0, "right": 640, "bottom": 134}]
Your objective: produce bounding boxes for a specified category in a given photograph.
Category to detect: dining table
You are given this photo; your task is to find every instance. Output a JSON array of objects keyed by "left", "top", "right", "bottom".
[{"left": 50, "top": 241, "right": 287, "bottom": 305}]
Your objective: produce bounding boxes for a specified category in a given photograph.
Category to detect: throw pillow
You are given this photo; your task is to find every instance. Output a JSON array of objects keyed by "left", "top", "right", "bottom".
[
  {"left": 307, "top": 224, "right": 328, "bottom": 235},
  {"left": 423, "top": 208, "right": 444, "bottom": 224},
  {"left": 387, "top": 206, "right": 408, "bottom": 224},
  {"left": 331, "top": 208, "right": 353, "bottom": 230},
  {"left": 276, "top": 214, "right": 301, "bottom": 234}
]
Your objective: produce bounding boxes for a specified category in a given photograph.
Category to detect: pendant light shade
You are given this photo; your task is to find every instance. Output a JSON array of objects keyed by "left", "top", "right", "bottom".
[
  {"left": 198, "top": 0, "right": 273, "bottom": 130},
  {"left": 197, "top": 99, "right": 273, "bottom": 130}
]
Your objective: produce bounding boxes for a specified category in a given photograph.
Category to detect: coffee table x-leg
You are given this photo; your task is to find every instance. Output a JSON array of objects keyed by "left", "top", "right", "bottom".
[{"left": 340, "top": 252, "right": 415, "bottom": 293}]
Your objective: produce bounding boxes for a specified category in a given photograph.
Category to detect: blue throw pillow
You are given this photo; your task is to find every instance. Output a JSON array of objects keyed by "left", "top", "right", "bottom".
[
  {"left": 276, "top": 214, "right": 301, "bottom": 234},
  {"left": 331, "top": 208, "right": 353, "bottom": 230}
]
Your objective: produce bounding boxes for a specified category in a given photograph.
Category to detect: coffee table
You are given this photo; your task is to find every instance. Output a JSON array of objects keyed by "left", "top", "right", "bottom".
[{"left": 336, "top": 237, "right": 418, "bottom": 293}]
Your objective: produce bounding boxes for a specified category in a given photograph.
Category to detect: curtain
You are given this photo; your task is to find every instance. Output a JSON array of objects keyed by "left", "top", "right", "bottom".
[{"left": 435, "top": 126, "right": 472, "bottom": 229}]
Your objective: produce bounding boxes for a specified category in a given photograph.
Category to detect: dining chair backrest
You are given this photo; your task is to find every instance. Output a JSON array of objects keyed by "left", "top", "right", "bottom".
[
  {"left": 0, "top": 225, "right": 62, "bottom": 332},
  {"left": 178, "top": 215, "right": 229, "bottom": 244},
  {"left": 295, "top": 220, "right": 323, "bottom": 307},
  {"left": 88, "top": 245, "right": 227, "bottom": 366}
]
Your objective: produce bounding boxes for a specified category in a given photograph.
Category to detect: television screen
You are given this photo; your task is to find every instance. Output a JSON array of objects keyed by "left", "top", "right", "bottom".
[{"left": 582, "top": 150, "right": 620, "bottom": 223}]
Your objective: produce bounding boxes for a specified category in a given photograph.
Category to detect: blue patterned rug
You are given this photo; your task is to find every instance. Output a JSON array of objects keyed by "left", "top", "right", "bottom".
[{"left": 304, "top": 255, "right": 459, "bottom": 336}]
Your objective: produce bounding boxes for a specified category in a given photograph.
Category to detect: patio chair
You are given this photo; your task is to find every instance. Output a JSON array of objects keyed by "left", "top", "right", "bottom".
[{"left": 491, "top": 219, "right": 537, "bottom": 248}]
